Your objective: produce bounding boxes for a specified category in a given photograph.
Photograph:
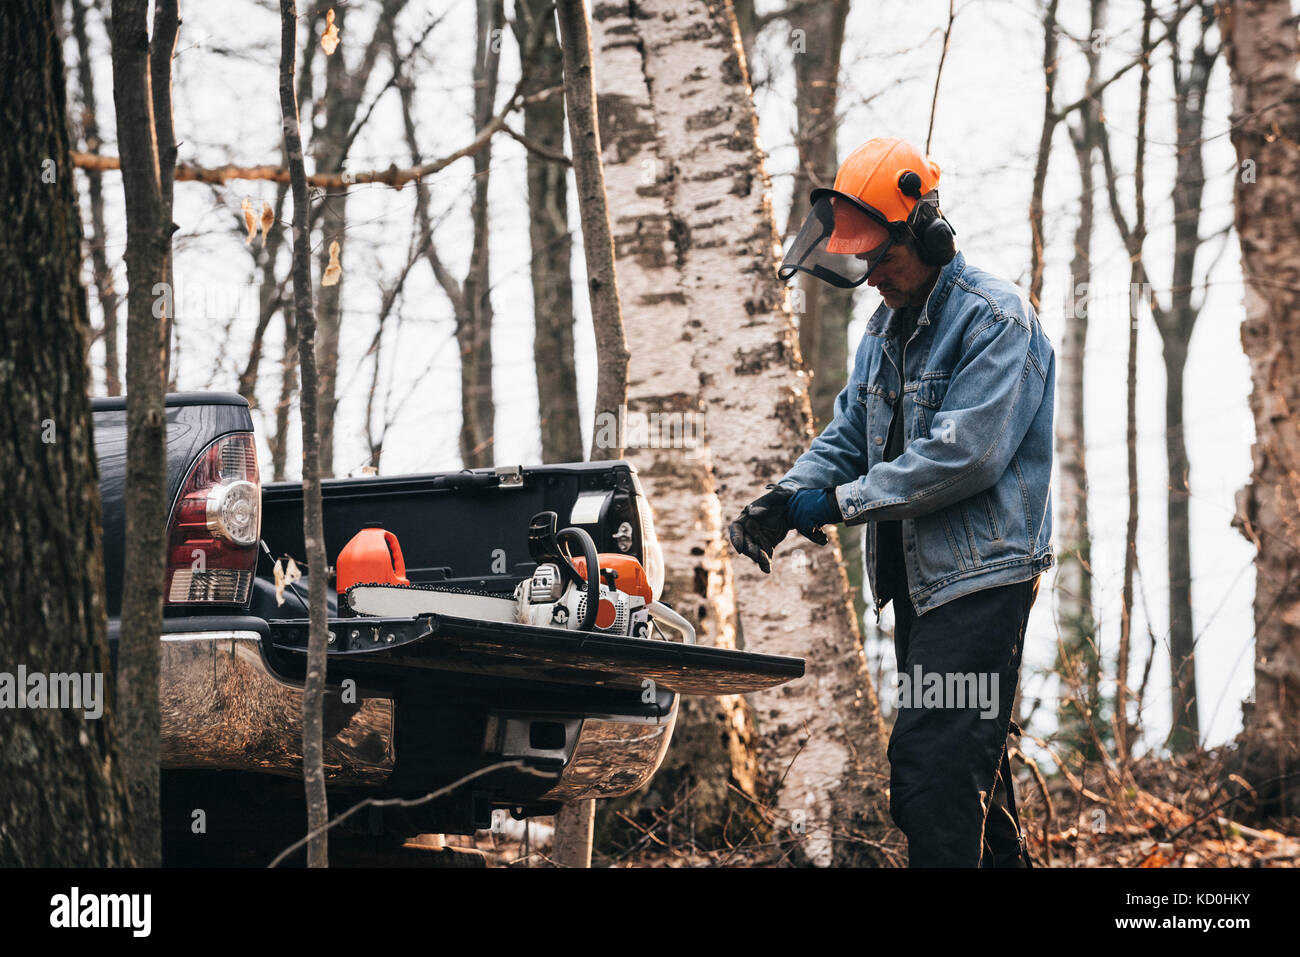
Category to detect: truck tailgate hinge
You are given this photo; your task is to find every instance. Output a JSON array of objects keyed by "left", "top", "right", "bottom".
[{"left": 495, "top": 465, "right": 524, "bottom": 488}]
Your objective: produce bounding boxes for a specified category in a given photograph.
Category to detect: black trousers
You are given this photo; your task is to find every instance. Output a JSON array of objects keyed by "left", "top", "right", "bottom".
[{"left": 887, "top": 567, "right": 1040, "bottom": 867}]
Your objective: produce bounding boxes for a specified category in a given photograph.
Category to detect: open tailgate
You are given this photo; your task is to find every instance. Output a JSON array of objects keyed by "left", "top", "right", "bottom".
[{"left": 267, "top": 612, "right": 804, "bottom": 695}]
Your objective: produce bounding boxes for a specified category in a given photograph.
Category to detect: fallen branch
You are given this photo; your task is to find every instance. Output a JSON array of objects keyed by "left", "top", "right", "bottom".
[{"left": 268, "top": 759, "right": 547, "bottom": 867}]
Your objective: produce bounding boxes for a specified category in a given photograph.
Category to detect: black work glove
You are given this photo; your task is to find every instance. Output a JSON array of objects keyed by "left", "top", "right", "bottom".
[{"left": 728, "top": 484, "right": 794, "bottom": 574}]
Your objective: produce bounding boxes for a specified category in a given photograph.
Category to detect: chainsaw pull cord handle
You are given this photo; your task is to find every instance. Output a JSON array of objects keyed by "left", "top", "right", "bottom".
[{"left": 556, "top": 526, "right": 599, "bottom": 632}]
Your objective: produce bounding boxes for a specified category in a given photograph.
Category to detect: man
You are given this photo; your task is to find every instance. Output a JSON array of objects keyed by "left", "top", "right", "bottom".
[{"left": 729, "top": 138, "right": 1055, "bottom": 867}]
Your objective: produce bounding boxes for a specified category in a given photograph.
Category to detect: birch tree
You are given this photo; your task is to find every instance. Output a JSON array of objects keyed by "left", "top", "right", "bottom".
[
  {"left": 590, "top": 0, "right": 763, "bottom": 849},
  {"left": 595, "top": 0, "right": 894, "bottom": 867}
]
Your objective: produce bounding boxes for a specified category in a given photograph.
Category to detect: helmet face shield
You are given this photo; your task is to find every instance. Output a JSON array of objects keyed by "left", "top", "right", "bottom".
[{"left": 779, "top": 190, "right": 901, "bottom": 289}]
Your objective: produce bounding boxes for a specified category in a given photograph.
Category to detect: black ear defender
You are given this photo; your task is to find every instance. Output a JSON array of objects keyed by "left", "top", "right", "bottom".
[{"left": 898, "top": 170, "right": 957, "bottom": 267}]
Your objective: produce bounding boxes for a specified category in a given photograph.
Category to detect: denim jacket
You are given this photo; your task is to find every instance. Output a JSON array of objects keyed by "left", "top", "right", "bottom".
[{"left": 779, "top": 251, "right": 1055, "bottom": 619}]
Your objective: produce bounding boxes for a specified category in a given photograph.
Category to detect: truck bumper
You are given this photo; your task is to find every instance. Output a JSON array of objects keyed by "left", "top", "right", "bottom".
[
  {"left": 160, "top": 630, "right": 396, "bottom": 786},
  {"left": 156, "top": 623, "right": 679, "bottom": 802}
]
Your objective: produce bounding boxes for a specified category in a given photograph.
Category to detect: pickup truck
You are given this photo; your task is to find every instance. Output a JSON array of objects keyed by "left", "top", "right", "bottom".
[{"left": 92, "top": 392, "right": 804, "bottom": 863}]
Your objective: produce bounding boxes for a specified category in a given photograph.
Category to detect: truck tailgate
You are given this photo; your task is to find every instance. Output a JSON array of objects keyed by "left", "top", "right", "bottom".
[{"left": 266, "top": 612, "right": 803, "bottom": 695}]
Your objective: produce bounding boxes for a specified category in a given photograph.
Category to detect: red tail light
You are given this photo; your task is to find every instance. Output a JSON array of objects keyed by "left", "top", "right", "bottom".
[{"left": 166, "top": 432, "right": 261, "bottom": 605}]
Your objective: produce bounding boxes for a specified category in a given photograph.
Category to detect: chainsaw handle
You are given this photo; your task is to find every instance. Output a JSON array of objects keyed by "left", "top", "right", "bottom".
[{"left": 556, "top": 526, "right": 599, "bottom": 632}]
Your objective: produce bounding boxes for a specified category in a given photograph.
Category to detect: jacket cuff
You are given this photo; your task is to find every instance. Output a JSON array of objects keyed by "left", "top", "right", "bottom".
[{"left": 834, "top": 483, "right": 862, "bottom": 524}]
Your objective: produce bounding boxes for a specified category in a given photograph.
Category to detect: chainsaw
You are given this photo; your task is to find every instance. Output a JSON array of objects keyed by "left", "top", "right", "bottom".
[{"left": 341, "top": 511, "right": 693, "bottom": 643}]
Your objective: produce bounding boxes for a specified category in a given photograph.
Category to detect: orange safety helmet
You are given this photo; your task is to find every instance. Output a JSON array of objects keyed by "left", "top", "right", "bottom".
[{"left": 779, "top": 137, "right": 955, "bottom": 288}]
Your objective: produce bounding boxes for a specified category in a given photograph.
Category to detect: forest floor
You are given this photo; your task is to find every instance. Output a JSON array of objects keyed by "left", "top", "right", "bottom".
[
  {"left": 1015, "top": 748, "right": 1300, "bottom": 868},
  {"left": 451, "top": 748, "right": 1299, "bottom": 867}
]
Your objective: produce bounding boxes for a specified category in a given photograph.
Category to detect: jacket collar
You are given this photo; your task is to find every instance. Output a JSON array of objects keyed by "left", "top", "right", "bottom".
[{"left": 865, "top": 250, "right": 966, "bottom": 338}]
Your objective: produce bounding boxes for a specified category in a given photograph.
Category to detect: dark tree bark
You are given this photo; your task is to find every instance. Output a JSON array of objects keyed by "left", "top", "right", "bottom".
[
  {"left": 279, "top": 0, "right": 330, "bottom": 867},
  {"left": 1027, "top": 0, "right": 1061, "bottom": 313},
  {"left": 1156, "top": 0, "right": 1218, "bottom": 753},
  {"left": 237, "top": 181, "right": 289, "bottom": 404},
  {"left": 110, "top": 0, "right": 172, "bottom": 868},
  {"left": 514, "top": 0, "right": 583, "bottom": 465},
  {"left": 1096, "top": 1, "right": 1156, "bottom": 764},
  {"left": 70, "top": 0, "right": 122, "bottom": 396},
  {"left": 151, "top": 0, "right": 178, "bottom": 381},
  {"left": 308, "top": 0, "right": 408, "bottom": 477},
  {"left": 456, "top": 0, "right": 505, "bottom": 469},
  {"left": 0, "top": 0, "right": 135, "bottom": 867},
  {"left": 312, "top": 2, "right": 349, "bottom": 479},
  {"left": 272, "top": 307, "right": 298, "bottom": 482},
  {"left": 1221, "top": 0, "right": 1300, "bottom": 811},
  {"left": 1053, "top": 0, "right": 1104, "bottom": 764},
  {"left": 558, "top": 0, "right": 629, "bottom": 464},
  {"left": 553, "top": 0, "right": 630, "bottom": 865}
]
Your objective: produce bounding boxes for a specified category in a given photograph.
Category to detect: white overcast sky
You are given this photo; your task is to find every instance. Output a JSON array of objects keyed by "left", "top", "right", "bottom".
[{"left": 74, "top": 0, "right": 1275, "bottom": 753}]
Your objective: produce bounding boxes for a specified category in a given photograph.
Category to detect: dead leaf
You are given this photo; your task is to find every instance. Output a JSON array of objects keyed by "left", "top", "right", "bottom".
[
  {"left": 322, "top": 240, "right": 342, "bottom": 287},
  {"left": 274, "top": 556, "right": 303, "bottom": 607},
  {"left": 273, "top": 558, "right": 286, "bottom": 606},
  {"left": 241, "top": 197, "right": 257, "bottom": 245},
  {"left": 321, "top": 9, "right": 340, "bottom": 55},
  {"left": 260, "top": 201, "right": 275, "bottom": 243}
]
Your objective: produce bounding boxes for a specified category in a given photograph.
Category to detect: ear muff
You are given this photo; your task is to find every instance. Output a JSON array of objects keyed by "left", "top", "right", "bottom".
[
  {"left": 897, "top": 171, "right": 956, "bottom": 267},
  {"left": 911, "top": 203, "right": 957, "bottom": 266}
]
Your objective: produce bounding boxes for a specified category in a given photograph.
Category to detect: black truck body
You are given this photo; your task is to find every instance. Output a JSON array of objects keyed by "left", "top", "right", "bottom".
[{"left": 91, "top": 393, "right": 803, "bottom": 851}]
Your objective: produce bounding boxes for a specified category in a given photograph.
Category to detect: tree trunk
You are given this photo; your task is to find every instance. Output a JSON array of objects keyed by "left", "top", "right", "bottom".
[
  {"left": 515, "top": 0, "right": 583, "bottom": 464},
  {"left": 279, "top": 0, "right": 330, "bottom": 867},
  {"left": 310, "top": 3, "right": 350, "bottom": 479},
  {"left": 589, "top": 0, "right": 763, "bottom": 853},
  {"left": 306, "top": 0, "right": 408, "bottom": 477},
  {"left": 551, "top": 0, "right": 633, "bottom": 869},
  {"left": 1027, "top": 0, "right": 1061, "bottom": 313},
  {"left": 1163, "top": 338, "right": 1197, "bottom": 750},
  {"left": 0, "top": 0, "right": 135, "bottom": 866},
  {"left": 458, "top": 0, "right": 505, "bottom": 470},
  {"left": 1157, "top": 4, "right": 1217, "bottom": 752},
  {"left": 151, "top": 0, "right": 178, "bottom": 383},
  {"left": 1053, "top": 0, "right": 1102, "bottom": 764},
  {"left": 1221, "top": 0, "right": 1300, "bottom": 811},
  {"left": 272, "top": 308, "right": 298, "bottom": 482},
  {"left": 70, "top": 0, "right": 122, "bottom": 396},
  {"left": 600, "top": 0, "right": 895, "bottom": 867},
  {"left": 559, "top": 0, "right": 629, "bottom": 464},
  {"left": 238, "top": 181, "right": 289, "bottom": 404},
  {"left": 110, "top": 0, "right": 171, "bottom": 868}
]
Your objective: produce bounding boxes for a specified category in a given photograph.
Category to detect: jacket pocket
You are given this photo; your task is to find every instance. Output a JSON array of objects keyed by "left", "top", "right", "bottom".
[
  {"left": 912, "top": 372, "right": 950, "bottom": 440},
  {"left": 860, "top": 383, "right": 890, "bottom": 469}
]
